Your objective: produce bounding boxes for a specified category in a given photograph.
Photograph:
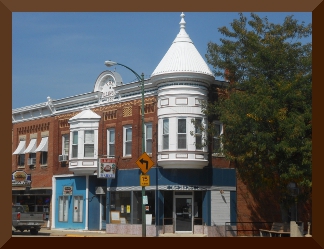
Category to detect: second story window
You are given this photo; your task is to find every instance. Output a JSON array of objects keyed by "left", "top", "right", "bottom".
[
  {"left": 163, "top": 119, "right": 169, "bottom": 150},
  {"left": 18, "top": 154, "right": 25, "bottom": 167},
  {"left": 84, "top": 130, "right": 94, "bottom": 157},
  {"left": 178, "top": 119, "right": 187, "bottom": 149},
  {"left": 40, "top": 152, "right": 48, "bottom": 165},
  {"left": 123, "top": 125, "right": 132, "bottom": 157},
  {"left": 35, "top": 136, "right": 49, "bottom": 166},
  {"left": 62, "top": 134, "right": 70, "bottom": 155},
  {"left": 195, "top": 118, "right": 203, "bottom": 150},
  {"left": 107, "top": 128, "right": 115, "bottom": 157},
  {"left": 72, "top": 131, "right": 78, "bottom": 158},
  {"left": 145, "top": 123, "right": 152, "bottom": 154}
]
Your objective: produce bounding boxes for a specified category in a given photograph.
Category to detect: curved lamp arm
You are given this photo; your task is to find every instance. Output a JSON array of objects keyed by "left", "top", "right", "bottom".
[{"left": 104, "top": 60, "right": 143, "bottom": 82}]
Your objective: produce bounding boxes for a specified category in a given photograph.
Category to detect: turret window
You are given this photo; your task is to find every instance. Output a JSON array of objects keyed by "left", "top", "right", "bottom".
[
  {"left": 178, "top": 119, "right": 187, "bottom": 149},
  {"left": 163, "top": 119, "right": 169, "bottom": 150}
]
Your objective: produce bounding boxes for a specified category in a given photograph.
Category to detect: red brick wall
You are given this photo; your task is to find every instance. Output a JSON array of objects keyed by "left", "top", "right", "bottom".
[
  {"left": 12, "top": 97, "right": 158, "bottom": 188},
  {"left": 12, "top": 116, "right": 55, "bottom": 188}
]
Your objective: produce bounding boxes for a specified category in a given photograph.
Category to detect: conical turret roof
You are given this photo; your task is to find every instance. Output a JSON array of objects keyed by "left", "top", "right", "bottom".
[{"left": 151, "top": 13, "right": 213, "bottom": 77}]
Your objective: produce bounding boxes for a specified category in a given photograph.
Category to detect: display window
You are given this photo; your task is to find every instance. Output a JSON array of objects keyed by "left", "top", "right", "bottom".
[{"left": 109, "top": 190, "right": 155, "bottom": 225}]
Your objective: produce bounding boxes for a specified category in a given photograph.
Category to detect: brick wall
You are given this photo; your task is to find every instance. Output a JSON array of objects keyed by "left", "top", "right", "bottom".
[{"left": 12, "top": 116, "right": 55, "bottom": 188}]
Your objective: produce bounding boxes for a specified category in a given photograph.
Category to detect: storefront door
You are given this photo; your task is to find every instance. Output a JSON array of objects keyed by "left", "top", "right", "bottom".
[{"left": 175, "top": 193, "right": 193, "bottom": 233}]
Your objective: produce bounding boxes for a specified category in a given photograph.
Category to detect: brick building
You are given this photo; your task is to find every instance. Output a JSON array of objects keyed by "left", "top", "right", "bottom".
[{"left": 13, "top": 12, "right": 309, "bottom": 236}]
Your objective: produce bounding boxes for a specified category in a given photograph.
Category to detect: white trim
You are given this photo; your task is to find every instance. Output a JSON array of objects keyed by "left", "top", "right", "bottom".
[
  {"left": 53, "top": 174, "right": 74, "bottom": 178},
  {"left": 123, "top": 125, "right": 132, "bottom": 157},
  {"left": 107, "top": 128, "right": 115, "bottom": 157}
]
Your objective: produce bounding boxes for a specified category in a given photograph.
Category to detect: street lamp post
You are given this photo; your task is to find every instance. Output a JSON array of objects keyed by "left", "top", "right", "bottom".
[{"left": 104, "top": 60, "right": 146, "bottom": 237}]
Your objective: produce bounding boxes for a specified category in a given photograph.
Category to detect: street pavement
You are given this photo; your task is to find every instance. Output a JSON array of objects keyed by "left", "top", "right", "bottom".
[{"left": 12, "top": 227, "right": 207, "bottom": 237}]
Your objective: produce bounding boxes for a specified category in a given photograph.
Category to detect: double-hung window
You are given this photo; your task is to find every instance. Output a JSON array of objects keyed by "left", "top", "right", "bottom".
[
  {"left": 40, "top": 152, "right": 48, "bottom": 165},
  {"left": 123, "top": 126, "right": 132, "bottom": 157},
  {"left": 72, "top": 131, "right": 78, "bottom": 158},
  {"left": 163, "top": 119, "right": 169, "bottom": 150},
  {"left": 178, "top": 119, "right": 187, "bottom": 149},
  {"left": 195, "top": 118, "right": 203, "bottom": 150},
  {"left": 18, "top": 154, "right": 25, "bottom": 167},
  {"left": 145, "top": 123, "right": 152, "bottom": 154},
  {"left": 84, "top": 130, "right": 95, "bottom": 157},
  {"left": 107, "top": 128, "right": 115, "bottom": 157},
  {"left": 213, "top": 122, "right": 223, "bottom": 155},
  {"left": 62, "top": 134, "right": 70, "bottom": 156}
]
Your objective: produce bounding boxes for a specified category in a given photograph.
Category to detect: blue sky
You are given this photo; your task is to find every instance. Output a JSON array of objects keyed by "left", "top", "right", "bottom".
[{"left": 12, "top": 12, "right": 312, "bottom": 109}]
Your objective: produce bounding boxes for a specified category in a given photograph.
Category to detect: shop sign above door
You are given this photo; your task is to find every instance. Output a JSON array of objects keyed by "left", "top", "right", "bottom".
[{"left": 63, "top": 186, "right": 73, "bottom": 195}]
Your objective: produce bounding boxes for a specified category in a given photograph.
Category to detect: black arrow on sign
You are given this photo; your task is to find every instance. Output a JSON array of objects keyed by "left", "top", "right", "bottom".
[{"left": 139, "top": 158, "right": 148, "bottom": 170}]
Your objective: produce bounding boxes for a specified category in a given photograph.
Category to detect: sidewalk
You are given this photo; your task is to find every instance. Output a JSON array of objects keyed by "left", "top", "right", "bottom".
[{"left": 34, "top": 228, "right": 207, "bottom": 237}]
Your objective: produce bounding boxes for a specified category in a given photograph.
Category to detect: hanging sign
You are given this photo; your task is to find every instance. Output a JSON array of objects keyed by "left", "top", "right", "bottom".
[
  {"left": 98, "top": 158, "right": 116, "bottom": 178},
  {"left": 12, "top": 171, "right": 31, "bottom": 187}
]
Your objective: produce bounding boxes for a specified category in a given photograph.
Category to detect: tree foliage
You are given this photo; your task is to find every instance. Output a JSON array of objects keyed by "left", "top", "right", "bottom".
[{"left": 205, "top": 13, "right": 312, "bottom": 208}]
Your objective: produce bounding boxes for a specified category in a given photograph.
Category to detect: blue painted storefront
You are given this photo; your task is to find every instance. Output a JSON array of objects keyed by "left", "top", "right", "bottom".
[
  {"left": 107, "top": 167, "right": 237, "bottom": 226},
  {"left": 55, "top": 176, "right": 106, "bottom": 230},
  {"left": 54, "top": 167, "right": 236, "bottom": 230}
]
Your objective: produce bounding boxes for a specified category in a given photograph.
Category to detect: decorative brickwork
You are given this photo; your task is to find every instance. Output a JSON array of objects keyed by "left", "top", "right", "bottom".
[
  {"left": 17, "top": 122, "right": 50, "bottom": 135},
  {"left": 104, "top": 110, "right": 117, "bottom": 120},
  {"left": 59, "top": 119, "right": 70, "bottom": 128},
  {"left": 139, "top": 102, "right": 155, "bottom": 115},
  {"left": 123, "top": 106, "right": 132, "bottom": 117}
]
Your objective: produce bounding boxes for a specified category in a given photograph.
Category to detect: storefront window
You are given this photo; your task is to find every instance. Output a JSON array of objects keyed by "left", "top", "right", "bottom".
[
  {"left": 110, "top": 191, "right": 131, "bottom": 223},
  {"left": 194, "top": 191, "right": 203, "bottom": 225},
  {"left": 163, "top": 191, "right": 173, "bottom": 225},
  {"left": 109, "top": 191, "right": 155, "bottom": 225}
]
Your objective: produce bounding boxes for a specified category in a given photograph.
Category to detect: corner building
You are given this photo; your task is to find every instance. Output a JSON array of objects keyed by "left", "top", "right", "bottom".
[{"left": 12, "top": 13, "right": 236, "bottom": 236}]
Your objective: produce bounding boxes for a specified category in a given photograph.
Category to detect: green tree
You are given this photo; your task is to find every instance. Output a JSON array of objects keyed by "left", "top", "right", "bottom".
[{"left": 205, "top": 13, "right": 312, "bottom": 220}]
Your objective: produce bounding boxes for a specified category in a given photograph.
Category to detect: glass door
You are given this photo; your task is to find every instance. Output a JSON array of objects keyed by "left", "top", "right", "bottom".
[{"left": 175, "top": 197, "right": 193, "bottom": 232}]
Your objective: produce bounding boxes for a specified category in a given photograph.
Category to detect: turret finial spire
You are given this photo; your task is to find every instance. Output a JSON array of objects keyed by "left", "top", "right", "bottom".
[{"left": 180, "top": 12, "right": 186, "bottom": 31}]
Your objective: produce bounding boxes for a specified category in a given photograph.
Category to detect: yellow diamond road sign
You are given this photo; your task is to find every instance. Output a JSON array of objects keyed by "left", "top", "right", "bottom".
[
  {"left": 136, "top": 152, "right": 154, "bottom": 174},
  {"left": 140, "top": 174, "right": 150, "bottom": 186}
]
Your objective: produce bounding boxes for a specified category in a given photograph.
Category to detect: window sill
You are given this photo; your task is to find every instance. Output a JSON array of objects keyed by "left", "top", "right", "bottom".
[
  {"left": 212, "top": 153, "right": 225, "bottom": 158},
  {"left": 40, "top": 164, "right": 48, "bottom": 168},
  {"left": 122, "top": 156, "right": 132, "bottom": 160},
  {"left": 17, "top": 166, "right": 25, "bottom": 169}
]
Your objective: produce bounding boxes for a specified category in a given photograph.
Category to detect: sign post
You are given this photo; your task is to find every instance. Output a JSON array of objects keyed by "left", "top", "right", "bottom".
[{"left": 136, "top": 152, "right": 155, "bottom": 237}]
